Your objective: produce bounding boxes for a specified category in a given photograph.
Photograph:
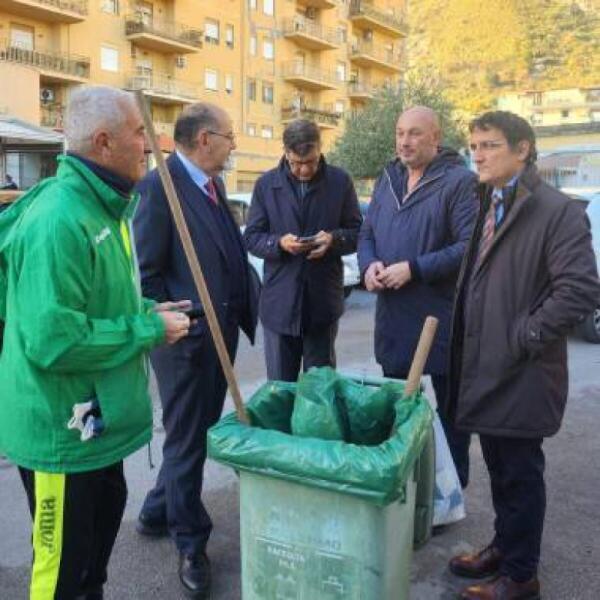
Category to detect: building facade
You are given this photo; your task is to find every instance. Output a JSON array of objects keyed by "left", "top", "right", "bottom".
[
  {"left": 0, "top": 0, "right": 406, "bottom": 190},
  {"left": 498, "top": 86, "right": 600, "bottom": 151}
]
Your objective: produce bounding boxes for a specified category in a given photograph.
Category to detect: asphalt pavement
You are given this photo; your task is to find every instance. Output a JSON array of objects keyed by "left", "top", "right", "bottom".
[{"left": 1, "top": 290, "right": 599, "bottom": 599}]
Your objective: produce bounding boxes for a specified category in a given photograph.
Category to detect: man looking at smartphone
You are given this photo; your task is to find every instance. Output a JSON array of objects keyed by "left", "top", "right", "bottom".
[{"left": 244, "top": 119, "right": 362, "bottom": 381}]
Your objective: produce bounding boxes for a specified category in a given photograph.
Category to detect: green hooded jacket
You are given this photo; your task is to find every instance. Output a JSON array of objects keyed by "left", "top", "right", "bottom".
[{"left": 0, "top": 155, "right": 165, "bottom": 473}]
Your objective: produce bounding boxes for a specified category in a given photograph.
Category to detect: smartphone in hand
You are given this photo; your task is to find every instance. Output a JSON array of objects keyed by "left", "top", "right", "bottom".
[{"left": 296, "top": 235, "right": 318, "bottom": 244}]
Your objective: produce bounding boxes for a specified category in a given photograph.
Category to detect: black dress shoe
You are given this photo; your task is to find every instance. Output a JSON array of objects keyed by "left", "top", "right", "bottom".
[
  {"left": 179, "top": 552, "right": 211, "bottom": 599},
  {"left": 136, "top": 513, "right": 168, "bottom": 537}
]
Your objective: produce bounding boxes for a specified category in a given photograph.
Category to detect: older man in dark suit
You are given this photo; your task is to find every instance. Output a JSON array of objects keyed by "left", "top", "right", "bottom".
[{"left": 133, "top": 103, "right": 258, "bottom": 599}]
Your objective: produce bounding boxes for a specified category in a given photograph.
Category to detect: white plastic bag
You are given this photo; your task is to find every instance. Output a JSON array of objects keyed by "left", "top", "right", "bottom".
[{"left": 432, "top": 412, "right": 466, "bottom": 526}]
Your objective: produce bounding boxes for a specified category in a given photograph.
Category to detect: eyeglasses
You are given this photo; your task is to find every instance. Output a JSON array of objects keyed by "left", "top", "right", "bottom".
[
  {"left": 207, "top": 130, "right": 236, "bottom": 143},
  {"left": 287, "top": 155, "right": 320, "bottom": 169},
  {"left": 469, "top": 140, "right": 505, "bottom": 153}
]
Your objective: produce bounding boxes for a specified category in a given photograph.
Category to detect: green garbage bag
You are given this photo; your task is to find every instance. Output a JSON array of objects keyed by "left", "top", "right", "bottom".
[
  {"left": 291, "top": 367, "right": 349, "bottom": 441},
  {"left": 208, "top": 368, "right": 433, "bottom": 505},
  {"left": 290, "top": 367, "right": 398, "bottom": 445}
]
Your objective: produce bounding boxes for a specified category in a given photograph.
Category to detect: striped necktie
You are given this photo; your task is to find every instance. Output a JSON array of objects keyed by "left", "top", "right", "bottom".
[
  {"left": 205, "top": 178, "right": 219, "bottom": 205},
  {"left": 476, "top": 189, "right": 503, "bottom": 267}
]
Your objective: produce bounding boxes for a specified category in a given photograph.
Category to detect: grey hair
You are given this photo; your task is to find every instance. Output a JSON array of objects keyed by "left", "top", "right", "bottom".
[
  {"left": 64, "top": 86, "right": 136, "bottom": 154},
  {"left": 174, "top": 103, "right": 223, "bottom": 150}
]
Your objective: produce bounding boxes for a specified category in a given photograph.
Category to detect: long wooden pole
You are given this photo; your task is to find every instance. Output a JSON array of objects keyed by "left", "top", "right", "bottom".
[
  {"left": 404, "top": 316, "right": 439, "bottom": 396},
  {"left": 135, "top": 91, "right": 249, "bottom": 425}
]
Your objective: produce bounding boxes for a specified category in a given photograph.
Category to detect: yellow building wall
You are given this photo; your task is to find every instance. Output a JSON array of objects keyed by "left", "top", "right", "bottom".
[{"left": 0, "top": 0, "right": 406, "bottom": 190}]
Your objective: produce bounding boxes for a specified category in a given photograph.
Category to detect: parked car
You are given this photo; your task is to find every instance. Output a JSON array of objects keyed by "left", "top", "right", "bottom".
[
  {"left": 569, "top": 191, "right": 600, "bottom": 343},
  {"left": 227, "top": 192, "right": 361, "bottom": 297}
]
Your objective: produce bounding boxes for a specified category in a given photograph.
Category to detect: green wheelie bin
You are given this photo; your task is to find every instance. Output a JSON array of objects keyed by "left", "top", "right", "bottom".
[{"left": 208, "top": 368, "right": 435, "bottom": 600}]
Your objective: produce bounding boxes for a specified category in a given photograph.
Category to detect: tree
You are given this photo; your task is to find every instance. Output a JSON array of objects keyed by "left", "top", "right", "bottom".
[{"left": 328, "top": 76, "right": 466, "bottom": 181}]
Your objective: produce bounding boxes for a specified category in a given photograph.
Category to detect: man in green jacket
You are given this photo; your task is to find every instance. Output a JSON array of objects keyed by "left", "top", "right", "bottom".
[{"left": 0, "top": 86, "right": 190, "bottom": 600}]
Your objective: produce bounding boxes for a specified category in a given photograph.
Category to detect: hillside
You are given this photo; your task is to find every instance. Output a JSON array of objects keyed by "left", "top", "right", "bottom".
[{"left": 405, "top": 0, "right": 600, "bottom": 113}]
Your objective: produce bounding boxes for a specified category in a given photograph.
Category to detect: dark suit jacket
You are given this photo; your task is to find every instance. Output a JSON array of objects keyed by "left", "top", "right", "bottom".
[
  {"left": 133, "top": 153, "right": 259, "bottom": 343},
  {"left": 243, "top": 157, "right": 362, "bottom": 336}
]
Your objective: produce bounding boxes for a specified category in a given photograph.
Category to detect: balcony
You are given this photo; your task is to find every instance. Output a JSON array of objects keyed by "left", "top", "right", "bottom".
[
  {"left": 0, "top": 40, "right": 90, "bottom": 83},
  {"left": 281, "top": 61, "right": 338, "bottom": 91},
  {"left": 125, "top": 13, "right": 203, "bottom": 54},
  {"left": 281, "top": 101, "right": 341, "bottom": 130},
  {"left": 348, "top": 1, "right": 407, "bottom": 38},
  {"left": 296, "top": 0, "right": 337, "bottom": 9},
  {"left": 347, "top": 81, "right": 375, "bottom": 100},
  {"left": 40, "top": 103, "right": 64, "bottom": 129},
  {"left": 125, "top": 72, "right": 199, "bottom": 105},
  {"left": 349, "top": 41, "right": 401, "bottom": 73},
  {"left": 0, "top": 0, "right": 87, "bottom": 23},
  {"left": 281, "top": 17, "right": 340, "bottom": 50}
]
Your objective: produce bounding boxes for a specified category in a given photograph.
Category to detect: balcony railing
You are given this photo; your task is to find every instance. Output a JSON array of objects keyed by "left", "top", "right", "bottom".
[
  {"left": 281, "top": 61, "right": 339, "bottom": 88},
  {"left": 125, "top": 13, "right": 203, "bottom": 50},
  {"left": 33, "top": 0, "right": 87, "bottom": 14},
  {"left": 281, "top": 17, "right": 341, "bottom": 48},
  {"left": 347, "top": 81, "right": 375, "bottom": 97},
  {"left": 348, "top": 0, "right": 407, "bottom": 36},
  {"left": 0, "top": 40, "right": 90, "bottom": 79},
  {"left": 40, "top": 103, "right": 65, "bottom": 129},
  {"left": 126, "top": 71, "right": 199, "bottom": 102},
  {"left": 281, "top": 101, "right": 341, "bottom": 127},
  {"left": 3, "top": 0, "right": 88, "bottom": 20},
  {"left": 350, "top": 41, "right": 401, "bottom": 70}
]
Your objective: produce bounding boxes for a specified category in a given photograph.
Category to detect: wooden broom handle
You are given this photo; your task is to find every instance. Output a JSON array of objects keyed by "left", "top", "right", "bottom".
[
  {"left": 404, "top": 316, "right": 439, "bottom": 396},
  {"left": 135, "top": 92, "right": 249, "bottom": 425}
]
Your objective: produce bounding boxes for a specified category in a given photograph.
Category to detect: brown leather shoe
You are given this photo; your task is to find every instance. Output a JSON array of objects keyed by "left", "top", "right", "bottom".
[
  {"left": 449, "top": 544, "right": 503, "bottom": 579},
  {"left": 458, "top": 575, "right": 541, "bottom": 599}
]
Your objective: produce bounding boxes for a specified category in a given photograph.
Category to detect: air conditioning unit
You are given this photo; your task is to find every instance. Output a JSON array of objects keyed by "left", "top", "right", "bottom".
[
  {"left": 40, "top": 88, "right": 55, "bottom": 103},
  {"left": 175, "top": 55, "right": 187, "bottom": 69}
]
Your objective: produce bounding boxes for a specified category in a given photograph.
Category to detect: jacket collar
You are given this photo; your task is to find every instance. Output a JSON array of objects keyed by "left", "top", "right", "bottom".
[{"left": 57, "top": 155, "right": 138, "bottom": 221}]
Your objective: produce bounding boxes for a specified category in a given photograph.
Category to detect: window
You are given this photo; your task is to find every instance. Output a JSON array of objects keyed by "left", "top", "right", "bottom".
[
  {"left": 336, "top": 61, "right": 346, "bottom": 82},
  {"left": 247, "top": 79, "right": 257, "bottom": 101},
  {"left": 262, "top": 83, "right": 274, "bottom": 104},
  {"left": 247, "top": 123, "right": 257, "bottom": 136},
  {"left": 591, "top": 110, "right": 600, "bottom": 122},
  {"left": 204, "top": 68, "right": 218, "bottom": 91},
  {"left": 335, "top": 100, "right": 345, "bottom": 115},
  {"left": 101, "top": 0, "right": 119, "bottom": 15},
  {"left": 533, "top": 92, "right": 542, "bottom": 106},
  {"left": 100, "top": 45, "right": 119, "bottom": 72},
  {"left": 205, "top": 19, "right": 220, "bottom": 44},
  {"left": 337, "top": 26, "right": 347, "bottom": 43},
  {"left": 561, "top": 109, "right": 570, "bottom": 119},
  {"left": 249, "top": 0, "right": 257, "bottom": 8},
  {"left": 250, "top": 35, "right": 257, "bottom": 56},
  {"left": 225, "top": 24, "right": 234, "bottom": 49},
  {"left": 138, "top": 1, "right": 153, "bottom": 25},
  {"left": 225, "top": 74, "right": 233, "bottom": 94},
  {"left": 261, "top": 125, "right": 274, "bottom": 139},
  {"left": 263, "top": 38, "right": 274, "bottom": 60},
  {"left": 10, "top": 24, "right": 34, "bottom": 50},
  {"left": 263, "top": 0, "right": 274, "bottom": 16}
]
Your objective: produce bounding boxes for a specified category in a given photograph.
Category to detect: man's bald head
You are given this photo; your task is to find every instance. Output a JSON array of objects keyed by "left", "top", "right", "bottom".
[{"left": 395, "top": 106, "right": 442, "bottom": 170}]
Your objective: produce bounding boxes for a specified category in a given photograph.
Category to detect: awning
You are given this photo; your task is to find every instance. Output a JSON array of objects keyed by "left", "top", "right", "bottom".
[{"left": 0, "top": 116, "right": 63, "bottom": 146}]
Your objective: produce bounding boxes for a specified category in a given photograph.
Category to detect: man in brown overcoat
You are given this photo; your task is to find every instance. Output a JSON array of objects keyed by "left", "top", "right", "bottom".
[{"left": 446, "top": 111, "right": 600, "bottom": 600}]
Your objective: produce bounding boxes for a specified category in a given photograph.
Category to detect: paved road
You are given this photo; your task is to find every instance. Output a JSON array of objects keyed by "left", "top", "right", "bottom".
[{"left": 1, "top": 290, "right": 599, "bottom": 599}]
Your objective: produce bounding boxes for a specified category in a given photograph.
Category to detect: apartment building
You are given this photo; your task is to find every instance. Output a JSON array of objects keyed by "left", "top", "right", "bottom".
[
  {"left": 498, "top": 86, "right": 600, "bottom": 151},
  {"left": 0, "top": 0, "right": 405, "bottom": 190}
]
